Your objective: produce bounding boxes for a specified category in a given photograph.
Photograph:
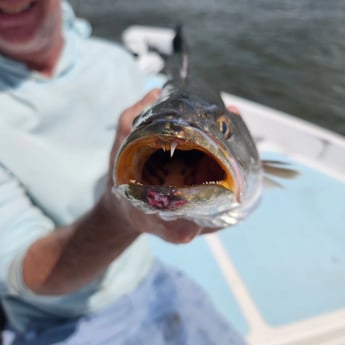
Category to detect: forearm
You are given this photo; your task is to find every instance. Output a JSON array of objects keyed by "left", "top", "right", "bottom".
[
  {"left": 22, "top": 194, "right": 140, "bottom": 295},
  {"left": 20, "top": 90, "right": 163, "bottom": 296}
]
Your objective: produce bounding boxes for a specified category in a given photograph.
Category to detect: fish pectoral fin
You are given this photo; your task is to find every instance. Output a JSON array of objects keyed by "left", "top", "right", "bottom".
[
  {"left": 263, "top": 176, "right": 284, "bottom": 189},
  {"left": 262, "top": 160, "right": 300, "bottom": 179}
]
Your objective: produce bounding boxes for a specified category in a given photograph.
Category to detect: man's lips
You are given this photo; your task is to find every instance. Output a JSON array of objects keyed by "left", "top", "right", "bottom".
[
  {"left": 0, "top": 0, "right": 39, "bottom": 32},
  {"left": 0, "top": 0, "right": 37, "bottom": 15}
]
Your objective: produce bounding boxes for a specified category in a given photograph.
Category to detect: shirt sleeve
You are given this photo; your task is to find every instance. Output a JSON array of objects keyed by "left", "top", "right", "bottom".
[{"left": 0, "top": 164, "right": 55, "bottom": 296}]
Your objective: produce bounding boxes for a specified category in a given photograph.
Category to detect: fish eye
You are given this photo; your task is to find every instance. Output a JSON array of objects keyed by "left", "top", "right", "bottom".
[{"left": 217, "top": 115, "right": 231, "bottom": 139}]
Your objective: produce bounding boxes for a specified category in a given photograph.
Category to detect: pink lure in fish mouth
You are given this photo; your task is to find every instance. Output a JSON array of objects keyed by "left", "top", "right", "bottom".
[{"left": 146, "top": 188, "right": 188, "bottom": 210}]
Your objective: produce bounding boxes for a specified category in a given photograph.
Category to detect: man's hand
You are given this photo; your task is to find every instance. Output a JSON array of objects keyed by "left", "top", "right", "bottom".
[
  {"left": 106, "top": 88, "right": 207, "bottom": 244},
  {"left": 104, "top": 91, "right": 238, "bottom": 245}
]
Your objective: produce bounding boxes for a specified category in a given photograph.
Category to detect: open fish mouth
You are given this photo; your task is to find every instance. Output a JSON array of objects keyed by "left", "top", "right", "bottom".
[{"left": 114, "top": 121, "right": 241, "bottom": 213}]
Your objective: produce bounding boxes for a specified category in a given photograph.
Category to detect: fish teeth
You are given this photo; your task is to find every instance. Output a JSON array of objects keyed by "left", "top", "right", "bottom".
[
  {"left": 170, "top": 141, "right": 178, "bottom": 158},
  {"left": 130, "top": 179, "right": 143, "bottom": 186},
  {"left": 202, "top": 181, "right": 221, "bottom": 185},
  {"left": 161, "top": 145, "right": 166, "bottom": 152}
]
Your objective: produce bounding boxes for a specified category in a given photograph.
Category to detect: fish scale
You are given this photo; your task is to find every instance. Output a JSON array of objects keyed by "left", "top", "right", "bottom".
[{"left": 113, "top": 28, "right": 296, "bottom": 228}]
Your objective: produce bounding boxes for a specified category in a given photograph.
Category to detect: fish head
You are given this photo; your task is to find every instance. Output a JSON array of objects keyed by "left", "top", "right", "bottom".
[{"left": 113, "top": 94, "right": 262, "bottom": 228}]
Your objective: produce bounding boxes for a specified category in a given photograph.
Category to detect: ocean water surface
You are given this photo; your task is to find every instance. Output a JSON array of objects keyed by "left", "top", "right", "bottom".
[{"left": 72, "top": 0, "right": 345, "bottom": 136}]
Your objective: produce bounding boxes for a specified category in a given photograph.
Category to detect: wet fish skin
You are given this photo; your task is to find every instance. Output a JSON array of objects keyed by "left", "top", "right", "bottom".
[
  {"left": 113, "top": 26, "right": 266, "bottom": 228},
  {"left": 113, "top": 73, "right": 264, "bottom": 228}
]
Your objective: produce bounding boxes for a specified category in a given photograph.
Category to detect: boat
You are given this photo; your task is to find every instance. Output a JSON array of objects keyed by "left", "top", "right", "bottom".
[{"left": 123, "top": 25, "right": 345, "bottom": 345}]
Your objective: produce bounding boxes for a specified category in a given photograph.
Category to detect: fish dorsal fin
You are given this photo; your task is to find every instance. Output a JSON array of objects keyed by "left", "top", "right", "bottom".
[{"left": 172, "top": 25, "right": 189, "bottom": 83}]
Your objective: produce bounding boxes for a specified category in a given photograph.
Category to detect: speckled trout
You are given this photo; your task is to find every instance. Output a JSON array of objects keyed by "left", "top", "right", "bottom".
[{"left": 113, "top": 29, "right": 295, "bottom": 228}]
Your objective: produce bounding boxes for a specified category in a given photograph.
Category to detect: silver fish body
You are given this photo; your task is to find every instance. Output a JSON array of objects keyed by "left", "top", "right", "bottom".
[{"left": 113, "top": 77, "right": 263, "bottom": 228}]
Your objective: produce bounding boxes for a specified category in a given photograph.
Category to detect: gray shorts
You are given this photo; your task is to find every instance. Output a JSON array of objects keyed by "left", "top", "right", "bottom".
[{"left": 3, "top": 261, "right": 246, "bottom": 345}]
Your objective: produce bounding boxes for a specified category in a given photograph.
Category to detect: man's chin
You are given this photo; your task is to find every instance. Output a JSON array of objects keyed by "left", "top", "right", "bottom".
[
  {"left": 0, "top": 28, "right": 40, "bottom": 55},
  {"left": 0, "top": 1, "right": 41, "bottom": 46}
]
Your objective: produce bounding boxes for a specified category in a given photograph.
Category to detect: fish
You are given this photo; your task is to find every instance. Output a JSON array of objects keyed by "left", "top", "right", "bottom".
[{"left": 113, "top": 27, "right": 297, "bottom": 228}]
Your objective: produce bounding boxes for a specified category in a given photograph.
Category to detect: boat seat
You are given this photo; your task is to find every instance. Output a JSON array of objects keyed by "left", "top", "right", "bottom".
[{"left": 148, "top": 151, "right": 345, "bottom": 344}]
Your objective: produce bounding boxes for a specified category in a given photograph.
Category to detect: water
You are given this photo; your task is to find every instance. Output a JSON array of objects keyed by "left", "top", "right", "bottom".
[{"left": 72, "top": 0, "right": 345, "bottom": 136}]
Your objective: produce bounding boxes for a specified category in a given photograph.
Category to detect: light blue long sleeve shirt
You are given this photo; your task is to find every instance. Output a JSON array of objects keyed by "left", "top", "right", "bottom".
[{"left": 0, "top": 2, "right": 154, "bottom": 333}]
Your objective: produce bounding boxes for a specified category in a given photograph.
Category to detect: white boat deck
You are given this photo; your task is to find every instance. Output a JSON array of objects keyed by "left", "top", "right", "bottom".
[
  {"left": 123, "top": 25, "right": 345, "bottom": 345},
  {"left": 147, "top": 95, "right": 345, "bottom": 345}
]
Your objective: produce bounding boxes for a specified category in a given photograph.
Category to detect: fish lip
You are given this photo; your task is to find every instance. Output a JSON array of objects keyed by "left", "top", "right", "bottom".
[
  {"left": 114, "top": 119, "right": 244, "bottom": 201},
  {"left": 121, "top": 183, "right": 232, "bottom": 209},
  {"left": 112, "top": 183, "right": 240, "bottom": 227}
]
